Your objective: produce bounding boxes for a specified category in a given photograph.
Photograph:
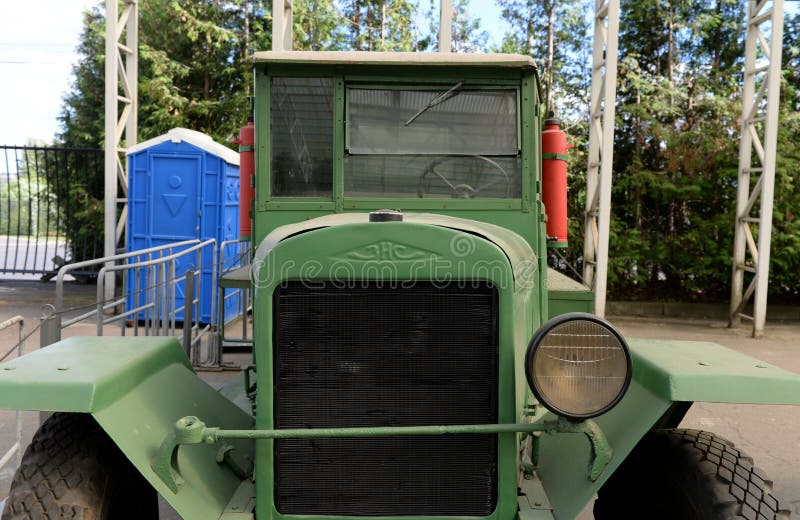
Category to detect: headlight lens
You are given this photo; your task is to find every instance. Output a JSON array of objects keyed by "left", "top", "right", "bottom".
[{"left": 525, "top": 313, "right": 632, "bottom": 419}]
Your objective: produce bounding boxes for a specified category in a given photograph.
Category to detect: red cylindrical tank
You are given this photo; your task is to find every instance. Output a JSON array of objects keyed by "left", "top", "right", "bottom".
[
  {"left": 234, "top": 116, "right": 255, "bottom": 240},
  {"left": 541, "top": 116, "right": 571, "bottom": 248}
]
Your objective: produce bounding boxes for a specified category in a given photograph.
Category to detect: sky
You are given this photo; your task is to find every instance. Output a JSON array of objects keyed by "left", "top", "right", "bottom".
[
  {"left": 0, "top": 0, "right": 508, "bottom": 147},
  {"left": 0, "top": 0, "right": 98, "bottom": 146},
  {"left": 0, "top": 1, "right": 795, "bottom": 147}
]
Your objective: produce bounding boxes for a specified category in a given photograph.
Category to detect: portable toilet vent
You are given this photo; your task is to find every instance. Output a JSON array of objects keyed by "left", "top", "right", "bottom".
[{"left": 126, "top": 128, "right": 242, "bottom": 324}]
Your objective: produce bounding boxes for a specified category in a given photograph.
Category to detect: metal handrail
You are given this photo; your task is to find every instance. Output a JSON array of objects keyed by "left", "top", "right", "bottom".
[
  {"left": 93, "top": 239, "right": 217, "bottom": 365},
  {"left": 55, "top": 239, "right": 200, "bottom": 316},
  {"left": 43, "top": 238, "right": 220, "bottom": 366},
  {"left": 215, "top": 239, "right": 253, "bottom": 365},
  {"left": 0, "top": 316, "right": 24, "bottom": 471}
]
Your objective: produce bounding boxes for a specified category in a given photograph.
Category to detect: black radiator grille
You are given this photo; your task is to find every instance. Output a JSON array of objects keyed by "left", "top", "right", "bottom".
[{"left": 273, "top": 281, "right": 499, "bottom": 516}]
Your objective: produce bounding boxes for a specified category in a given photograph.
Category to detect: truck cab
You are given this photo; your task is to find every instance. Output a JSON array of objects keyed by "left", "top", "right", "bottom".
[{"left": 251, "top": 51, "right": 544, "bottom": 247}]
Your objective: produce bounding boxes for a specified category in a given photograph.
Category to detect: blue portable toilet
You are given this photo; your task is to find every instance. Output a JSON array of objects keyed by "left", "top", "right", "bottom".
[{"left": 126, "top": 128, "right": 241, "bottom": 324}]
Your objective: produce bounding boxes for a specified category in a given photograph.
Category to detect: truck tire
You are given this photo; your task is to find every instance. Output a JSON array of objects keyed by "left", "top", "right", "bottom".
[
  {"left": 2, "top": 412, "right": 158, "bottom": 520},
  {"left": 594, "top": 428, "right": 791, "bottom": 520}
]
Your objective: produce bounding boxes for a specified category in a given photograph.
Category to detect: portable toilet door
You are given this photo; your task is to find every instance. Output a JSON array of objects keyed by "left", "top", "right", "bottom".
[
  {"left": 126, "top": 128, "right": 241, "bottom": 325},
  {"left": 149, "top": 153, "right": 202, "bottom": 323},
  {"left": 151, "top": 154, "right": 201, "bottom": 244}
]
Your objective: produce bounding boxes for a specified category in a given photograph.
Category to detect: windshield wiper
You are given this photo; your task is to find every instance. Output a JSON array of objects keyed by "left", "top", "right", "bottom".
[{"left": 404, "top": 81, "right": 464, "bottom": 126}]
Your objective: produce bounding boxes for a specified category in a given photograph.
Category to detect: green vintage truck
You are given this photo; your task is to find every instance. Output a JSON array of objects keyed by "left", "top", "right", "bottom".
[{"left": 2, "top": 52, "right": 799, "bottom": 520}]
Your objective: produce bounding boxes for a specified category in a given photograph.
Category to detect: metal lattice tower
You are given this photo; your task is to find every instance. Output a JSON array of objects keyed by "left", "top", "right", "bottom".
[
  {"left": 730, "top": 0, "right": 785, "bottom": 337},
  {"left": 582, "top": 0, "right": 620, "bottom": 318},
  {"left": 439, "top": 0, "right": 453, "bottom": 52},
  {"left": 104, "top": 0, "right": 138, "bottom": 299},
  {"left": 272, "top": 0, "right": 293, "bottom": 51}
]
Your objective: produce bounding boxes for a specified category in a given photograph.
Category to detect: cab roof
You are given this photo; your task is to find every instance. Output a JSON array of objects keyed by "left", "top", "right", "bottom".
[{"left": 252, "top": 51, "right": 537, "bottom": 69}]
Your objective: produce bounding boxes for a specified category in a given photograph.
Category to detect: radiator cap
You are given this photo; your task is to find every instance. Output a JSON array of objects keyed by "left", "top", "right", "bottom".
[{"left": 369, "top": 209, "right": 403, "bottom": 222}]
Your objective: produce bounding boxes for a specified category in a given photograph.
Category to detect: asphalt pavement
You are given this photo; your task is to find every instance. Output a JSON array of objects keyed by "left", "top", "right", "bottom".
[{"left": 0, "top": 278, "right": 798, "bottom": 519}]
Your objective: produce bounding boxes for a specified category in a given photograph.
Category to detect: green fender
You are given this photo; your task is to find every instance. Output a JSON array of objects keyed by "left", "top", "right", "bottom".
[
  {"left": 0, "top": 336, "right": 254, "bottom": 520},
  {"left": 535, "top": 338, "right": 800, "bottom": 520}
]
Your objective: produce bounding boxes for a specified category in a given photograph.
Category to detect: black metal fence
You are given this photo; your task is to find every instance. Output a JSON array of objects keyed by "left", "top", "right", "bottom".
[{"left": 0, "top": 146, "right": 104, "bottom": 277}]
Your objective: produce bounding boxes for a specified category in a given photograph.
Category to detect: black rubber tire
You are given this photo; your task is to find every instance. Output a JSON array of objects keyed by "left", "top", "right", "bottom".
[
  {"left": 1, "top": 412, "right": 158, "bottom": 520},
  {"left": 594, "top": 428, "right": 791, "bottom": 520}
]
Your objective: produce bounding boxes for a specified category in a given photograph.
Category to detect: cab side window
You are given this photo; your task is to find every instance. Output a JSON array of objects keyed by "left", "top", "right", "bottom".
[{"left": 271, "top": 77, "right": 334, "bottom": 197}]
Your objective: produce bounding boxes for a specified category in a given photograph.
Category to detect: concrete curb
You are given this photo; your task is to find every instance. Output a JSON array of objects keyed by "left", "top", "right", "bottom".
[{"left": 607, "top": 301, "right": 800, "bottom": 321}]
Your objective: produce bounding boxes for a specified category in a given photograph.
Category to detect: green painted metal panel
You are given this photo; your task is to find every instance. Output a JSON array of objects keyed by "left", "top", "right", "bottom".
[
  {"left": 536, "top": 339, "right": 800, "bottom": 519},
  {"left": 629, "top": 338, "right": 800, "bottom": 404},
  {"left": 94, "top": 361, "right": 254, "bottom": 520},
  {"left": 251, "top": 220, "right": 541, "bottom": 520},
  {"left": 252, "top": 212, "right": 537, "bottom": 279},
  {"left": 547, "top": 298, "right": 594, "bottom": 319},
  {"left": 546, "top": 269, "right": 593, "bottom": 319},
  {"left": 536, "top": 380, "right": 673, "bottom": 520},
  {"left": 0, "top": 337, "right": 255, "bottom": 520},
  {"left": 0, "top": 337, "right": 189, "bottom": 412}
]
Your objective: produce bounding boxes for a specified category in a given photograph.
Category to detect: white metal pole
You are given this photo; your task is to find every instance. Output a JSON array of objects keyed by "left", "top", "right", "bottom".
[
  {"left": 104, "top": 0, "right": 118, "bottom": 301},
  {"left": 583, "top": 0, "right": 606, "bottom": 288},
  {"left": 439, "top": 0, "right": 452, "bottom": 53},
  {"left": 104, "top": 0, "right": 137, "bottom": 301},
  {"left": 583, "top": 0, "right": 620, "bottom": 318},
  {"left": 729, "top": 1, "right": 758, "bottom": 327},
  {"left": 729, "top": 0, "right": 784, "bottom": 337},
  {"left": 593, "top": 0, "right": 620, "bottom": 318},
  {"left": 272, "top": 0, "right": 293, "bottom": 51},
  {"left": 753, "top": 0, "right": 783, "bottom": 336},
  {"left": 272, "top": 0, "right": 283, "bottom": 51},
  {"left": 126, "top": 1, "right": 138, "bottom": 166}
]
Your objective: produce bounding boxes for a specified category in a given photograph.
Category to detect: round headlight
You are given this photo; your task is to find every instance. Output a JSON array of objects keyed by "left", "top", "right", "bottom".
[{"left": 525, "top": 312, "right": 632, "bottom": 420}]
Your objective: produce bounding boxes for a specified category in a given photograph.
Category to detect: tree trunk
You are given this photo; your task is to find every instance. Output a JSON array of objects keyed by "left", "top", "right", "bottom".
[
  {"left": 244, "top": 0, "right": 250, "bottom": 96},
  {"left": 713, "top": 0, "right": 722, "bottom": 71},
  {"left": 545, "top": 0, "right": 555, "bottom": 114},
  {"left": 380, "top": 1, "right": 386, "bottom": 50},
  {"left": 367, "top": 3, "right": 373, "bottom": 51},
  {"left": 667, "top": 6, "right": 674, "bottom": 105}
]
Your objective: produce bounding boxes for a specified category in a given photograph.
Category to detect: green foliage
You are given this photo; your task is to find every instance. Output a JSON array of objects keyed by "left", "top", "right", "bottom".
[
  {"left": 494, "top": 0, "right": 589, "bottom": 114},
  {"left": 293, "top": 0, "right": 347, "bottom": 50},
  {"left": 341, "top": 0, "right": 419, "bottom": 51},
  {"left": 58, "top": 6, "right": 106, "bottom": 149},
  {"left": 0, "top": 176, "right": 59, "bottom": 238},
  {"left": 535, "top": 0, "right": 799, "bottom": 302},
  {"left": 56, "top": 0, "right": 799, "bottom": 301}
]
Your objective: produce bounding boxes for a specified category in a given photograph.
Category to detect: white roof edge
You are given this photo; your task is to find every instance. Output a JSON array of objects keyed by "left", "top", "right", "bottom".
[
  {"left": 126, "top": 128, "right": 240, "bottom": 165},
  {"left": 253, "top": 51, "right": 537, "bottom": 69}
]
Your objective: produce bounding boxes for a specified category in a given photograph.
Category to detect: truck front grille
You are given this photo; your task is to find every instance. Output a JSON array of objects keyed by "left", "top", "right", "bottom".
[{"left": 273, "top": 281, "right": 499, "bottom": 516}]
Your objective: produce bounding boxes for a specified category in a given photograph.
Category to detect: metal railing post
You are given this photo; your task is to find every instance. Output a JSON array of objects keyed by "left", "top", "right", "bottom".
[
  {"left": 14, "top": 316, "right": 23, "bottom": 467},
  {"left": 133, "top": 265, "right": 140, "bottom": 336},
  {"left": 168, "top": 260, "right": 176, "bottom": 336},
  {"left": 96, "top": 268, "right": 106, "bottom": 336},
  {"left": 159, "top": 262, "right": 167, "bottom": 336},
  {"left": 0, "top": 315, "right": 25, "bottom": 471},
  {"left": 182, "top": 270, "right": 195, "bottom": 359},
  {"left": 39, "top": 305, "right": 59, "bottom": 348}
]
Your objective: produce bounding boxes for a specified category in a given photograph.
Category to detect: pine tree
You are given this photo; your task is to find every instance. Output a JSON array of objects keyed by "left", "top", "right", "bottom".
[
  {"left": 294, "top": 0, "right": 347, "bottom": 50},
  {"left": 341, "top": 0, "right": 417, "bottom": 51},
  {"left": 451, "top": 0, "right": 489, "bottom": 52},
  {"left": 495, "top": 0, "right": 588, "bottom": 114}
]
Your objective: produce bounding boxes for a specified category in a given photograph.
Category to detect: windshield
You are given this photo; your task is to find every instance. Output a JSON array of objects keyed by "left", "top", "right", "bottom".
[
  {"left": 268, "top": 77, "right": 523, "bottom": 200},
  {"left": 346, "top": 87, "right": 521, "bottom": 199}
]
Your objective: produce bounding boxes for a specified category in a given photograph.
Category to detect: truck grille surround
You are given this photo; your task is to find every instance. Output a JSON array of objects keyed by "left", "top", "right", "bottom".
[{"left": 273, "top": 281, "right": 499, "bottom": 516}]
